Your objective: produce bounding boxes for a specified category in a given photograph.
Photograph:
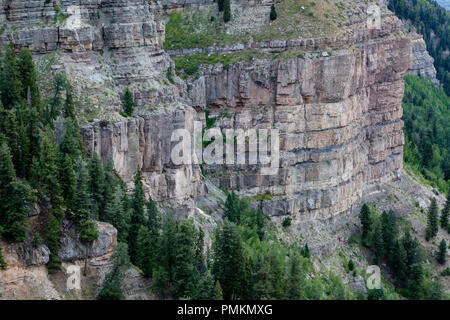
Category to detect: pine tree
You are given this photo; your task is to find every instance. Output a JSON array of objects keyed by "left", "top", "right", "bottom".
[
  {"left": 270, "top": 4, "right": 277, "bottom": 21},
  {"left": 359, "top": 203, "right": 372, "bottom": 245},
  {"left": 224, "top": 191, "right": 240, "bottom": 223},
  {"left": 158, "top": 212, "right": 177, "bottom": 286},
  {"left": 172, "top": 218, "right": 198, "bottom": 299},
  {"left": 437, "top": 239, "right": 447, "bottom": 264},
  {"left": 97, "top": 243, "right": 130, "bottom": 300},
  {"left": 59, "top": 118, "right": 83, "bottom": 162},
  {"left": 223, "top": 0, "right": 231, "bottom": 22},
  {"left": 212, "top": 220, "right": 250, "bottom": 300},
  {"left": 128, "top": 168, "right": 146, "bottom": 264},
  {"left": 301, "top": 243, "right": 310, "bottom": 258},
  {"left": 381, "top": 210, "right": 398, "bottom": 258},
  {"left": 373, "top": 222, "right": 384, "bottom": 264},
  {"left": 213, "top": 281, "right": 224, "bottom": 300},
  {"left": 440, "top": 194, "right": 449, "bottom": 230},
  {"left": 0, "top": 141, "right": 17, "bottom": 224},
  {"left": 121, "top": 88, "right": 134, "bottom": 116},
  {"left": 426, "top": 197, "right": 439, "bottom": 241},
  {"left": 73, "top": 162, "right": 91, "bottom": 225},
  {"left": 286, "top": 252, "right": 306, "bottom": 299},
  {"left": 88, "top": 153, "right": 105, "bottom": 220},
  {"left": 135, "top": 225, "right": 153, "bottom": 277},
  {"left": 391, "top": 240, "right": 407, "bottom": 286},
  {"left": 408, "top": 263, "right": 425, "bottom": 299},
  {"left": 256, "top": 207, "right": 265, "bottom": 241},
  {"left": 101, "top": 160, "right": 116, "bottom": 222},
  {"left": 0, "top": 46, "right": 23, "bottom": 108},
  {"left": 3, "top": 180, "right": 35, "bottom": 242},
  {"left": 63, "top": 84, "right": 76, "bottom": 120},
  {"left": 0, "top": 246, "right": 7, "bottom": 270},
  {"left": 60, "top": 154, "right": 76, "bottom": 212},
  {"left": 218, "top": 0, "right": 224, "bottom": 12},
  {"left": 17, "top": 47, "right": 42, "bottom": 115},
  {"left": 46, "top": 212, "right": 62, "bottom": 273}
]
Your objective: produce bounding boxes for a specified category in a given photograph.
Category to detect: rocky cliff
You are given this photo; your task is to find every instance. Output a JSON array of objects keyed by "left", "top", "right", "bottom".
[
  {"left": 0, "top": 0, "right": 423, "bottom": 299},
  {"left": 0, "top": 0, "right": 415, "bottom": 220}
]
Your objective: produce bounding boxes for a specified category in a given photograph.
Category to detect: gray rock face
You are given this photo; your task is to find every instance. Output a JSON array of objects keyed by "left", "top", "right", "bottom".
[
  {"left": 59, "top": 221, "right": 117, "bottom": 262},
  {"left": 409, "top": 33, "right": 439, "bottom": 85}
]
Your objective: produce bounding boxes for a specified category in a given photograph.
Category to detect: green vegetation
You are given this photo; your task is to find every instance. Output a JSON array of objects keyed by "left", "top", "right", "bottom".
[
  {"left": 358, "top": 203, "right": 444, "bottom": 299},
  {"left": 437, "top": 239, "right": 447, "bottom": 264},
  {"left": 402, "top": 75, "right": 450, "bottom": 194},
  {"left": 270, "top": 4, "right": 278, "bottom": 21},
  {"left": 426, "top": 197, "right": 439, "bottom": 241},
  {"left": 121, "top": 87, "right": 134, "bottom": 117},
  {"left": 388, "top": 0, "right": 450, "bottom": 95}
]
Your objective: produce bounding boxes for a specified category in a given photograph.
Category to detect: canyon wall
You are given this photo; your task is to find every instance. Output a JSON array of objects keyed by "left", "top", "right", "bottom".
[{"left": 0, "top": 0, "right": 413, "bottom": 221}]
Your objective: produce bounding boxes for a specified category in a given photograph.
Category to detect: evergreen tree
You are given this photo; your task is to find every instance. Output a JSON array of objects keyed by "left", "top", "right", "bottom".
[
  {"left": 157, "top": 212, "right": 177, "bottom": 288},
  {"left": 440, "top": 194, "right": 449, "bottom": 230},
  {"left": 391, "top": 240, "right": 408, "bottom": 286},
  {"left": 128, "top": 168, "right": 146, "bottom": 264},
  {"left": 218, "top": 0, "right": 224, "bottom": 12},
  {"left": 256, "top": 207, "right": 265, "bottom": 241},
  {"left": 270, "top": 4, "right": 277, "bottom": 21},
  {"left": 0, "top": 141, "right": 17, "bottom": 228},
  {"left": 63, "top": 84, "right": 76, "bottom": 120},
  {"left": 172, "top": 218, "right": 199, "bottom": 299},
  {"left": 381, "top": 210, "right": 398, "bottom": 258},
  {"left": 3, "top": 180, "right": 35, "bottom": 242},
  {"left": 224, "top": 191, "right": 240, "bottom": 223},
  {"left": 408, "top": 263, "right": 425, "bottom": 299},
  {"left": 223, "top": 0, "right": 231, "bottom": 22},
  {"left": 88, "top": 153, "right": 105, "bottom": 220},
  {"left": 286, "top": 252, "right": 306, "bottom": 299},
  {"left": 212, "top": 220, "right": 251, "bottom": 300},
  {"left": 301, "top": 243, "right": 310, "bottom": 259},
  {"left": 45, "top": 74, "right": 66, "bottom": 124},
  {"left": 437, "top": 239, "right": 447, "bottom": 265},
  {"left": 101, "top": 160, "right": 116, "bottom": 222},
  {"left": 73, "top": 163, "right": 91, "bottom": 225},
  {"left": 213, "top": 281, "right": 224, "bottom": 300},
  {"left": 373, "top": 222, "right": 384, "bottom": 264},
  {"left": 135, "top": 225, "right": 153, "bottom": 277},
  {"left": 60, "top": 154, "right": 76, "bottom": 212},
  {"left": 59, "top": 118, "right": 83, "bottom": 162},
  {"left": 17, "top": 47, "right": 42, "bottom": 115},
  {"left": 0, "top": 46, "right": 23, "bottom": 108},
  {"left": 426, "top": 198, "right": 439, "bottom": 241},
  {"left": 46, "top": 212, "right": 62, "bottom": 273},
  {"left": 359, "top": 203, "right": 372, "bottom": 245},
  {"left": 121, "top": 88, "right": 134, "bottom": 116},
  {"left": 0, "top": 246, "right": 7, "bottom": 270},
  {"left": 97, "top": 243, "right": 130, "bottom": 300}
]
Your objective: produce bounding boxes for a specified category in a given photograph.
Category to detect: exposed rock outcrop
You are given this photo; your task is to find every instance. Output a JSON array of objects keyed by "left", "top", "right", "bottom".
[{"left": 409, "top": 33, "right": 439, "bottom": 85}]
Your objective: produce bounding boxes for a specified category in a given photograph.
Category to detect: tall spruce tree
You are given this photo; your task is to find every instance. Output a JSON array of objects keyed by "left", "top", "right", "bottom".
[
  {"left": 359, "top": 203, "right": 372, "bottom": 245},
  {"left": 285, "top": 252, "right": 306, "bottom": 299},
  {"left": 0, "top": 46, "right": 23, "bottom": 108},
  {"left": 88, "top": 153, "right": 105, "bottom": 220},
  {"left": 212, "top": 220, "right": 251, "bottom": 300},
  {"left": 128, "top": 168, "right": 146, "bottom": 264},
  {"left": 135, "top": 225, "right": 153, "bottom": 277},
  {"left": 437, "top": 239, "right": 447, "bottom": 264},
  {"left": 60, "top": 154, "right": 76, "bottom": 212},
  {"left": 223, "top": 0, "right": 231, "bottom": 22},
  {"left": 426, "top": 197, "right": 439, "bottom": 241},
  {"left": 172, "top": 218, "right": 199, "bottom": 299},
  {"left": 373, "top": 222, "right": 384, "bottom": 264},
  {"left": 17, "top": 47, "right": 42, "bottom": 115},
  {"left": 440, "top": 194, "right": 449, "bottom": 230}
]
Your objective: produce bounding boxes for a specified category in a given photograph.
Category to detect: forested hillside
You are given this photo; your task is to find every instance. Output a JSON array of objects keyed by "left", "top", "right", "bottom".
[
  {"left": 388, "top": 0, "right": 450, "bottom": 95},
  {"left": 402, "top": 75, "right": 450, "bottom": 194}
]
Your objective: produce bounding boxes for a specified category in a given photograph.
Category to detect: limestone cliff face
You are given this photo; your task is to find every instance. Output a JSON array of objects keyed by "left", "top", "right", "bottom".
[
  {"left": 183, "top": 14, "right": 411, "bottom": 221},
  {"left": 409, "top": 33, "right": 439, "bottom": 85}
]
